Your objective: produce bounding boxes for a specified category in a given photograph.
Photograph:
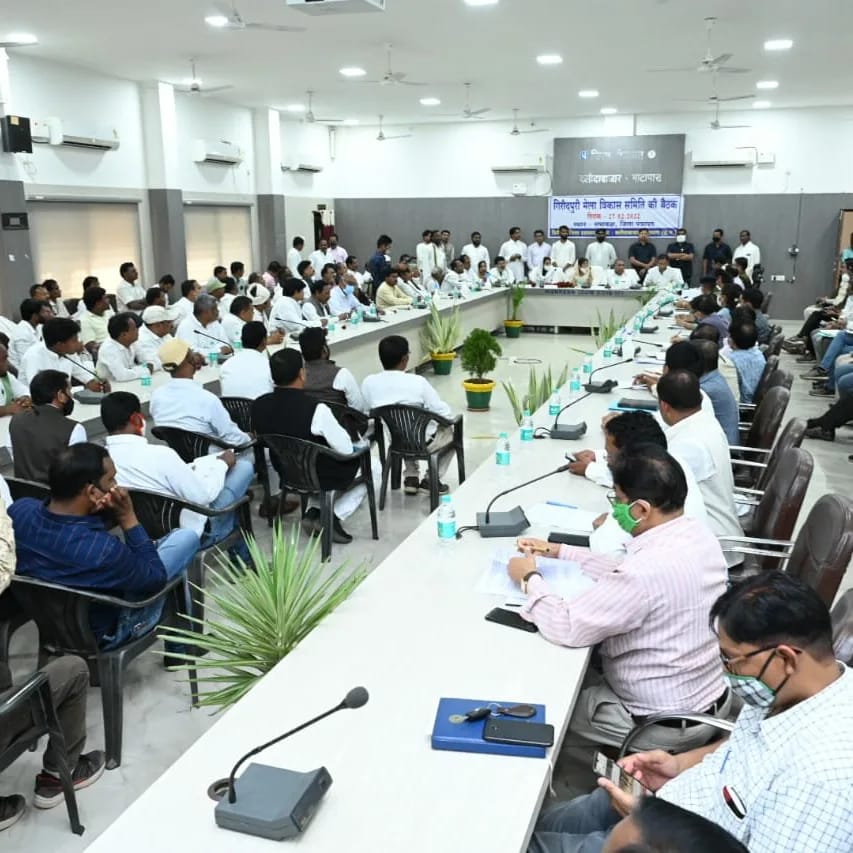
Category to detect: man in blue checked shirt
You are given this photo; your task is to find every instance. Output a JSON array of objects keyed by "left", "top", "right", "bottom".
[
  {"left": 9, "top": 443, "right": 199, "bottom": 647},
  {"left": 529, "top": 572, "right": 853, "bottom": 853}
]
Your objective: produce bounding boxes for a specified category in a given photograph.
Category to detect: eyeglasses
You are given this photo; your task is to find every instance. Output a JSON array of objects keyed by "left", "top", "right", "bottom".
[
  {"left": 718, "top": 644, "right": 777, "bottom": 674},
  {"left": 605, "top": 491, "right": 619, "bottom": 506}
]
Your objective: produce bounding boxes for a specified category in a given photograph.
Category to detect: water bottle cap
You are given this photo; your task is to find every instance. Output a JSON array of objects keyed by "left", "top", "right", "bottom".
[
  {"left": 440, "top": 494, "right": 451, "bottom": 504},
  {"left": 523, "top": 409, "right": 531, "bottom": 416}
]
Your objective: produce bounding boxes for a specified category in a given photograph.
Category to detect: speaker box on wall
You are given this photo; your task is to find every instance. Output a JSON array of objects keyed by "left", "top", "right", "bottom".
[{"left": 0, "top": 116, "right": 33, "bottom": 154}]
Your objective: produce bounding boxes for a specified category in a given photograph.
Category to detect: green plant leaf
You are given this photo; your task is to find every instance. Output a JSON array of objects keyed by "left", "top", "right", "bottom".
[
  {"left": 460, "top": 328, "right": 502, "bottom": 379},
  {"left": 419, "top": 302, "right": 461, "bottom": 356}
]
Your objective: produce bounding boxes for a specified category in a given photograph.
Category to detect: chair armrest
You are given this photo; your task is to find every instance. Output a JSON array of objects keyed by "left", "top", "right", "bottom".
[
  {"left": 433, "top": 412, "right": 463, "bottom": 430},
  {"left": 733, "top": 496, "right": 760, "bottom": 507},
  {"left": 734, "top": 486, "right": 764, "bottom": 496},
  {"left": 717, "top": 535, "right": 794, "bottom": 548},
  {"left": 729, "top": 458, "right": 767, "bottom": 470},
  {"left": 316, "top": 442, "right": 370, "bottom": 463},
  {"left": 0, "top": 670, "right": 48, "bottom": 716},
  {"left": 11, "top": 573, "right": 186, "bottom": 610},
  {"left": 618, "top": 713, "right": 734, "bottom": 759},
  {"left": 738, "top": 403, "right": 757, "bottom": 412},
  {"left": 729, "top": 445, "right": 772, "bottom": 455},
  {"left": 129, "top": 487, "right": 251, "bottom": 519}
]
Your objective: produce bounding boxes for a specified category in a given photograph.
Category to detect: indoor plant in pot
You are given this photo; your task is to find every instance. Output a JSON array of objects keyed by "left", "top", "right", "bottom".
[
  {"left": 504, "top": 283, "right": 526, "bottom": 338},
  {"left": 419, "top": 301, "right": 461, "bottom": 375},
  {"left": 460, "top": 328, "right": 502, "bottom": 411}
]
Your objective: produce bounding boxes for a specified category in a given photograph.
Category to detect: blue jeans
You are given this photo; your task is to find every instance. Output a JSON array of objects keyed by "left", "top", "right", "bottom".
[
  {"left": 101, "top": 528, "right": 200, "bottom": 649},
  {"left": 527, "top": 789, "right": 620, "bottom": 853},
  {"left": 819, "top": 331, "right": 853, "bottom": 391},
  {"left": 836, "top": 363, "right": 853, "bottom": 398},
  {"left": 200, "top": 459, "right": 254, "bottom": 548}
]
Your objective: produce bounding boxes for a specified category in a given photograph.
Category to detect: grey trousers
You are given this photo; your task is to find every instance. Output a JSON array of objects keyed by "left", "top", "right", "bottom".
[
  {"left": 0, "top": 656, "right": 89, "bottom": 774},
  {"left": 403, "top": 425, "right": 454, "bottom": 479},
  {"left": 528, "top": 789, "right": 619, "bottom": 853}
]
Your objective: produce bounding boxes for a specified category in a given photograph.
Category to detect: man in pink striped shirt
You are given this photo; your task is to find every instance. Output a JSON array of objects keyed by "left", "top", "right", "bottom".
[{"left": 509, "top": 445, "right": 730, "bottom": 751}]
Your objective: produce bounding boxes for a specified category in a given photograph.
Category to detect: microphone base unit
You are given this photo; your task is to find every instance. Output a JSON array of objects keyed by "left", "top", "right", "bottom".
[
  {"left": 73, "top": 390, "right": 108, "bottom": 405},
  {"left": 214, "top": 764, "right": 332, "bottom": 841},
  {"left": 640, "top": 325, "right": 659, "bottom": 334},
  {"left": 584, "top": 380, "right": 618, "bottom": 394},
  {"left": 550, "top": 422, "right": 588, "bottom": 441},
  {"left": 476, "top": 506, "right": 530, "bottom": 538}
]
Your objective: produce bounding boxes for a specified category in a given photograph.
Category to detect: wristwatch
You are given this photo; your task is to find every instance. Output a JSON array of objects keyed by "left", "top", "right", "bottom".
[{"left": 521, "top": 571, "right": 542, "bottom": 595}]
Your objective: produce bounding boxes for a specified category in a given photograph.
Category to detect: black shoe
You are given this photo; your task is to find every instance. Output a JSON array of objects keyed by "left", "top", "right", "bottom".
[
  {"left": 805, "top": 424, "right": 835, "bottom": 441},
  {"left": 419, "top": 478, "right": 449, "bottom": 495},
  {"left": 301, "top": 507, "right": 321, "bottom": 536},
  {"left": 794, "top": 353, "right": 815, "bottom": 363},
  {"left": 801, "top": 367, "right": 828, "bottom": 380},
  {"left": 403, "top": 476, "right": 420, "bottom": 496},
  {"left": 332, "top": 516, "right": 353, "bottom": 544},
  {"left": 809, "top": 386, "right": 835, "bottom": 398},
  {"left": 34, "top": 751, "right": 105, "bottom": 810},
  {"left": 0, "top": 795, "right": 25, "bottom": 832}
]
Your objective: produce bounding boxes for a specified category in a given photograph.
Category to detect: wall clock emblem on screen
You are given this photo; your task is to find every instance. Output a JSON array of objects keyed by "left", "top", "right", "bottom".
[{"left": 647, "top": 150, "right": 656, "bottom": 159}]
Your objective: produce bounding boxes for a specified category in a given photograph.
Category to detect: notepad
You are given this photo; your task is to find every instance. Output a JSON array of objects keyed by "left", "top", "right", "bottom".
[{"left": 525, "top": 503, "right": 599, "bottom": 531}]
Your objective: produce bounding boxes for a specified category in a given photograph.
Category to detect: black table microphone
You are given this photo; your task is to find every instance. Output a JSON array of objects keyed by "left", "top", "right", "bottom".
[
  {"left": 214, "top": 686, "right": 369, "bottom": 841},
  {"left": 584, "top": 356, "right": 635, "bottom": 393},
  {"left": 476, "top": 464, "right": 571, "bottom": 538},
  {"left": 61, "top": 354, "right": 108, "bottom": 397},
  {"left": 550, "top": 393, "right": 591, "bottom": 441}
]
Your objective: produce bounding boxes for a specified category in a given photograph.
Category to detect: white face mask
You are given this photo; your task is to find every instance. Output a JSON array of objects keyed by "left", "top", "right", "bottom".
[{"left": 676, "top": 234, "right": 686, "bottom": 243}]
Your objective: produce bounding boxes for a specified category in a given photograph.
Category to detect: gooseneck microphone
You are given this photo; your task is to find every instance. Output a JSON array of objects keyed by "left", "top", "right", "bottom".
[
  {"left": 476, "top": 464, "right": 571, "bottom": 538},
  {"left": 550, "top": 393, "right": 591, "bottom": 441},
  {"left": 214, "top": 686, "right": 369, "bottom": 841},
  {"left": 61, "top": 354, "right": 108, "bottom": 394},
  {"left": 584, "top": 356, "right": 635, "bottom": 393},
  {"left": 192, "top": 328, "right": 232, "bottom": 348}
]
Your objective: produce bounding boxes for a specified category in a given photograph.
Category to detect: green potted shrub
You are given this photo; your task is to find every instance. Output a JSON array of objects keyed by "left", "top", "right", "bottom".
[
  {"left": 460, "top": 328, "right": 502, "bottom": 411},
  {"left": 158, "top": 524, "right": 366, "bottom": 711},
  {"left": 504, "top": 283, "right": 526, "bottom": 338},
  {"left": 419, "top": 302, "right": 461, "bottom": 375}
]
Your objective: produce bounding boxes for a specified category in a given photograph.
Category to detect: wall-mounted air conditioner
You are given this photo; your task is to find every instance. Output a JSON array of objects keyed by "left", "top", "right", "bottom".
[
  {"left": 281, "top": 161, "right": 324, "bottom": 174},
  {"left": 192, "top": 139, "right": 244, "bottom": 166},
  {"left": 491, "top": 154, "right": 552, "bottom": 174},
  {"left": 31, "top": 118, "right": 119, "bottom": 151},
  {"left": 690, "top": 147, "right": 755, "bottom": 168},
  {"left": 286, "top": 0, "right": 385, "bottom": 15}
]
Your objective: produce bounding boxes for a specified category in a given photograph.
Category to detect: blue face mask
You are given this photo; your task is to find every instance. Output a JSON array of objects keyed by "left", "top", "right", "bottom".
[{"left": 345, "top": 284, "right": 355, "bottom": 296}]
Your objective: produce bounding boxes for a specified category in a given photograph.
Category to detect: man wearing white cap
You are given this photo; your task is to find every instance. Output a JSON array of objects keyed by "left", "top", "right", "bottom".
[
  {"left": 134, "top": 305, "right": 178, "bottom": 372},
  {"left": 247, "top": 283, "right": 284, "bottom": 345}
]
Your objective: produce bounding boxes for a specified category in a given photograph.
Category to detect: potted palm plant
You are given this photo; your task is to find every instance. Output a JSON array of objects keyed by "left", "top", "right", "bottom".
[
  {"left": 504, "top": 283, "right": 526, "bottom": 338},
  {"left": 460, "top": 328, "right": 502, "bottom": 411},
  {"left": 419, "top": 301, "right": 461, "bottom": 375},
  {"left": 157, "top": 524, "right": 366, "bottom": 711}
]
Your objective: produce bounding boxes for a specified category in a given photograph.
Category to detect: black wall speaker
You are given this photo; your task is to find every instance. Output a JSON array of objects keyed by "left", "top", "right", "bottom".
[{"left": 0, "top": 116, "right": 33, "bottom": 154}]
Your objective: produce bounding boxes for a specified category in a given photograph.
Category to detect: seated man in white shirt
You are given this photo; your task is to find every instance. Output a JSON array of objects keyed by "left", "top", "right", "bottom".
[
  {"left": 102, "top": 391, "right": 255, "bottom": 564},
  {"left": 644, "top": 254, "right": 683, "bottom": 289},
  {"left": 220, "top": 321, "right": 274, "bottom": 400},
  {"left": 245, "top": 283, "right": 284, "bottom": 344},
  {"left": 605, "top": 259, "right": 639, "bottom": 290},
  {"left": 489, "top": 256, "right": 516, "bottom": 286},
  {"left": 150, "top": 338, "right": 251, "bottom": 449},
  {"left": 303, "top": 276, "right": 337, "bottom": 325},
  {"left": 221, "top": 295, "right": 254, "bottom": 344},
  {"left": 116, "top": 262, "right": 146, "bottom": 313},
  {"left": 78, "top": 287, "right": 114, "bottom": 356},
  {"left": 442, "top": 260, "right": 470, "bottom": 297},
  {"left": 44, "top": 279, "right": 70, "bottom": 319},
  {"left": 362, "top": 334, "right": 454, "bottom": 495},
  {"left": 95, "top": 313, "right": 152, "bottom": 383},
  {"left": 375, "top": 270, "right": 413, "bottom": 310},
  {"left": 20, "top": 318, "right": 108, "bottom": 393},
  {"left": 300, "top": 327, "right": 366, "bottom": 413},
  {"left": 10, "top": 298, "right": 51, "bottom": 368},
  {"left": 530, "top": 257, "right": 564, "bottom": 286},
  {"left": 270, "top": 278, "right": 312, "bottom": 337},
  {"left": 0, "top": 343, "right": 30, "bottom": 416},
  {"left": 135, "top": 305, "right": 177, "bottom": 372},
  {"left": 329, "top": 270, "right": 362, "bottom": 316},
  {"left": 172, "top": 279, "right": 201, "bottom": 325},
  {"left": 175, "top": 293, "right": 233, "bottom": 361},
  {"left": 253, "top": 349, "right": 370, "bottom": 544}
]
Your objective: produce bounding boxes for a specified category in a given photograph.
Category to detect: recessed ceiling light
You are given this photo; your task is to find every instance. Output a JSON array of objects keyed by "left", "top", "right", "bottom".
[
  {"left": 342, "top": 119, "right": 360, "bottom": 126},
  {"left": 536, "top": 54, "right": 563, "bottom": 66},
  {"left": 204, "top": 15, "right": 229, "bottom": 28},
  {"left": 419, "top": 97, "right": 441, "bottom": 106},
  {"left": 756, "top": 80, "right": 779, "bottom": 90},
  {"left": 4, "top": 32, "right": 38, "bottom": 44},
  {"left": 285, "top": 104, "right": 306, "bottom": 113},
  {"left": 464, "top": 0, "right": 499, "bottom": 5},
  {"left": 600, "top": 107, "right": 617, "bottom": 115},
  {"left": 753, "top": 100, "right": 772, "bottom": 109},
  {"left": 578, "top": 89, "right": 599, "bottom": 99},
  {"left": 339, "top": 66, "right": 366, "bottom": 78},
  {"left": 764, "top": 38, "right": 793, "bottom": 51}
]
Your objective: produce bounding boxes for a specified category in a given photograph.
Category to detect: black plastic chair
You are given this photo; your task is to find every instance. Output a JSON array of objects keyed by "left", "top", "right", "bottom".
[
  {"left": 219, "top": 396, "right": 272, "bottom": 515},
  {"left": 5, "top": 476, "right": 50, "bottom": 503},
  {"left": 765, "top": 331, "right": 785, "bottom": 357},
  {"left": 0, "top": 590, "right": 28, "bottom": 691},
  {"left": 738, "top": 366, "right": 790, "bottom": 424},
  {"left": 831, "top": 590, "right": 853, "bottom": 666},
  {"left": 259, "top": 434, "right": 378, "bottom": 561},
  {"left": 11, "top": 574, "right": 199, "bottom": 770},
  {"left": 760, "top": 291, "right": 773, "bottom": 314},
  {"left": 314, "top": 398, "right": 371, "bottom": 442},
  {"left": 0, "top": 669, "right": 84, "bottom": 834},
  {"left": 370, "top": 405, "right": 465, "bottom": 512},
  {"left": 151, "top": 425, "right": 254, "bottom": 463}
]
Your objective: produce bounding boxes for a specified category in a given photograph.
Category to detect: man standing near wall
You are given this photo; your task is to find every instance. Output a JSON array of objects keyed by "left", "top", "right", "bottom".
[
  {"left": 287, "top": 237, "right": 304, "bottom": 276},
  {"left": 500, "top": 227, "right": 528, "bottom": 283},
  {"left": 629, "top": 229, "right": 658, "bottom": 283},
  {"left": 702, "top": 228, "right": 732, "bottom": 275}
]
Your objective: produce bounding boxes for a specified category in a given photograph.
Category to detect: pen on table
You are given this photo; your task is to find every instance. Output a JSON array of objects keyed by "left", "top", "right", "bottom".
[{"left": 546, "top": 500, "right": 579, "bottom": 510}]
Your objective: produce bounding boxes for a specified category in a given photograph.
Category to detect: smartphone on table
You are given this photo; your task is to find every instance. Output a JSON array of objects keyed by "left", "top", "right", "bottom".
[
  {"left": 483, "top": 718, "right": 555, "bottom": 747},
  {"left": 485, "top": 607, "right": 538, "bottom": 633}
]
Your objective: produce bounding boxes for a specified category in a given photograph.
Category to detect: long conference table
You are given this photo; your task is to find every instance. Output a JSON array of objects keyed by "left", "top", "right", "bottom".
[{"left": 85, "top": 297, "right": 677, "bottom": 853}]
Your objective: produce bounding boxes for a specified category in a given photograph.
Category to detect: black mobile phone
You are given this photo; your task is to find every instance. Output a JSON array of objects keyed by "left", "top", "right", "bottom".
[
  {"left": 483, "top": 718, "right": 555, "bottom": 747},
  {"left": 593, "top": 751, "right": 653, "bottom": 797},
  {"left": 548, "top": 532, "right": 590, "bottom": 548},
  {"left": 616, "top": 397, "right": 658, "bottom": 412},
  {"left": 485, "top": 608, "right": 539, "bottom": 633}
]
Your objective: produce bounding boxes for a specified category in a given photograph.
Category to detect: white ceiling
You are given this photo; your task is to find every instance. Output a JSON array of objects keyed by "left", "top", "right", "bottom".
[{"left": 3, "top": 0, "right": 852, "bottom": 127}]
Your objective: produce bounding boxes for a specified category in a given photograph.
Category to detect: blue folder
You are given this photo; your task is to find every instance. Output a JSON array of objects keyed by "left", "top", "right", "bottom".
[{"left": 431, "top": 697, "right": 548, "bottom": 758}]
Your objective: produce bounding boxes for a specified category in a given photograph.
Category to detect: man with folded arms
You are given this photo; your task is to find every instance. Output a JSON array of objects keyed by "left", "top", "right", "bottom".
[
  {"left": 95, "top": 313, "right": 153, "bottom": 383},
  {"left": 527, "top": 572, "right": 853, "bottom": 853},
  {"left": 509, "top": 446, "right": 729, "bottom": 752}
]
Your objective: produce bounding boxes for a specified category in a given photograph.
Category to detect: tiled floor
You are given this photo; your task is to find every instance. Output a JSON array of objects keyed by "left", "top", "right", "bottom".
[{"left": 4, "top": 325, "right": 852, "bottom": 851}]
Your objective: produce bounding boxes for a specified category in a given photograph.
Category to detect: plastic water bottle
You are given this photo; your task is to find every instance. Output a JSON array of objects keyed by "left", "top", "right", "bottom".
[
  {"left": 232, "top": 335, "right": 243, "bottom": 351},
  {"left": 614, "top": 331, "right": 625, "bottom": 355},
  {"left": 495, "top": 432, "right": 511, "bottom": 466},
  {"left": 548, "top": 389, "right": 561, "bottom": 416},
  {"left": 569, "top": 368, "right": 582, "bottom": 398},
  {"left": 520, "top": 409, "right": 534, "bottom": 442},
  {"left": 140, "top": 366, "right": 152, "bottom": 387},
  {"left": 633, "top": 316, "right": 643, "bottom": 333},
  {"left": 436, "top": 495, "right": 457, "bottom": 543},
  {"left": 327, "top": 318, "right": 336, "bottom": 338},
  {"left": 603, "top": 340, "right": 613, "bottom": 361},
  {"left": 582, "top": 355, "right": 593, "bottom": 380}
]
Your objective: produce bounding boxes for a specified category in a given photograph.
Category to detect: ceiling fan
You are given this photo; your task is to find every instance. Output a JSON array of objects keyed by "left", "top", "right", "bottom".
[
  {"left": 0, "top": 35, "right": 38, "bottom": 48},
  {"left": 440, "top": 83, "right": 491, "bottom": 120},
  {"left": 357, "top": 44, "right": 426, "bottom": 87},
  {"left": 176, "top": 59, "right": 233, "bottom": 96},
  {"left": 647, "top": 16, "right": 750, "bottom": 75},
  {"left": 709, "top": 100, "right": 751, "bottom": 131},
  {"left": 376, "top": 115, "right": 412, "bottom": 142},
  {"left": 510, "top": 109, "right": 549, "bottom": 136},
  {"left": 304, "top": 90, "right": 342, "bottom": 125},
  {"left": 207, "top": 2, "right": 305, "bottom": 33}
]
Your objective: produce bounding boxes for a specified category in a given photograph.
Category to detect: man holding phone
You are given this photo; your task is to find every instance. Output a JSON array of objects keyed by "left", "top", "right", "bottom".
[{"left": 528, "top": 573, "right": 853, "bottom": 853}]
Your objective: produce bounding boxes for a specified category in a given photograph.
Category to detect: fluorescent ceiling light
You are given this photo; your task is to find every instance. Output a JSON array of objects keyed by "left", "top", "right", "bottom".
[
  {"left": 204, "top": 15, "right": 229, "bottom": 27},
  {"left": 342, "top": 119, "right": 359, "bottom": 126},
  {"left": 600, "top": 107, "right": 617, "bottom": 115},
  {"left": 464, "top": 0, "right": 499, "bottom": 6},
  {"left": 339, "top": 66, "right": 366, "bottom": 78},
  {"left": 536, "top": 54, "right": 563, "bottom": 66},
  {"left": 753, "top": 100, "right": 772, "bottom": 109},
  {"left": 764, "top": 38, "right": 793, "bottom": 51},
  {"left": 578, "top": 89, "right": 599, "bottom": 98},
  {"left": 4, "top": 32, "right": 38, "bottom": 44},
  {"left": 756, "top": 80, "right": 779, "bottom": 89},
  {"left": 285, "top": 104, "right": 306, "bottom": 113},
  {"left": 419, "top": 97, "right": 441, "bottom": 106}
]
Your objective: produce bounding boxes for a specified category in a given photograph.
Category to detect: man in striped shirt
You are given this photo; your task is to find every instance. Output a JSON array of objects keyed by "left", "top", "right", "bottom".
[{"left": 511, "top": 445, "right": 729, "bottom": 752}]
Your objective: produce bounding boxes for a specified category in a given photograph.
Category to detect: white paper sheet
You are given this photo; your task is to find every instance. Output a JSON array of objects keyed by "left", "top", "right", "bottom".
[{"left": 525, "top": 504, "right": 599, "bottom": 531}]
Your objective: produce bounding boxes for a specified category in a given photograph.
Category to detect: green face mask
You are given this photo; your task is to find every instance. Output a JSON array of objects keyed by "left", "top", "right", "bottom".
[{"left": 612, "top": 500, "right": 641, "bottom": 534}]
